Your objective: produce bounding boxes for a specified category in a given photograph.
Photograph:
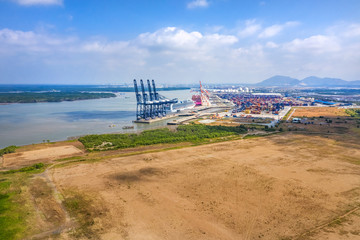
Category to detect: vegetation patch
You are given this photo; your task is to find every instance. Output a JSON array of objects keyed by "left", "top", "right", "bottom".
[
  {"left": 79, "top": 124, "right": 248, "bottom": 151},
  {"left": 243, "top": 134, "right": 264, "bottom": 139},
  {"left": 0, "top": 145, "right": 18, "bottom": 156},
  {"left": 0, "top": 92, "right": 116, "bottom": 103},
  {"left": 55, "top": 156, "right": 85, "bottom": 162},
  {"left": 63, "top": 190, "right": 108, "bottom": 239},
  {"left": 346, "top": 109, "right": 360, "bottom": 118},
  {"left": 3, "top": 163, "right": 46, "bottom": 174},
  {"left": 0, "top": 175, "right": 33, "bottom": 240}
]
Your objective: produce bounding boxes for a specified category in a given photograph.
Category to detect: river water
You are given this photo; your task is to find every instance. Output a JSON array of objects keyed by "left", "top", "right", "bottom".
[{"left": 0, "top": 90, "right": 193, "bottom": 148}]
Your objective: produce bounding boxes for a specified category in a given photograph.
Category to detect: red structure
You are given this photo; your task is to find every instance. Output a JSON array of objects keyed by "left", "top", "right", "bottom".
[{"left": 192, "top": 81, "right": 211, "bottom": 106}]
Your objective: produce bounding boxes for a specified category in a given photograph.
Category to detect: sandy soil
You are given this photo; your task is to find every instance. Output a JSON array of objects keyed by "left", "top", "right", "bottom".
[
  {"left": 292, "top": 107, "right": 348, "bottom": 118},
  {"left": 2, "top": 145, "right": 83, "bottom": 168},
  {"left": 51, "top": 133, "right": 360, "bottom": 239}
]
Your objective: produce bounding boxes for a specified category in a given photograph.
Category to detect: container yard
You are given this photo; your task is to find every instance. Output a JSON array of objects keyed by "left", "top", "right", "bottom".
[{"left": 217, "top": 92, "right": 307, "bottom": 116}]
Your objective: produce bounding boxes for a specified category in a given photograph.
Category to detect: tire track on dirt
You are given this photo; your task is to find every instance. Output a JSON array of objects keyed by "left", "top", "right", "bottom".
[
  {"left": 295, "top": 206, "right": 360, "bottom": 239},
  {"left": 26, "top": 163, "right": 75, "bottom": 240}
]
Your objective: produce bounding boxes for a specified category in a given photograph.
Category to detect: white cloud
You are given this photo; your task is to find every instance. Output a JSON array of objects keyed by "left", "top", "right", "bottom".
[
  {"left": 13, "top": 0, "right": 63, "bottom": 6},
  {"left": 265, "top": 41, "right": 278, "bottom": 48},
  {"left": 326, "top": 22, "right": 360, "bottom": 38},
  {"left": 284, "top": 35, "right": 341, "bottom": 53},
  {"left": 0, "top": 28, "right": 74, "bottom": 46},
  {"left": 258, "top": 21, "right": 299, "bottom": 38},
  {"left": 81, "top": 41, "right": 130, "bottom": 53},
  {"left": 137, "top": 27, "right": 202, "bottom": 50},
  {"left": 136, "top": 27, "right": 237, "bottom": 52},
  {"left": 342, "top": 24, "right": 360, "bottom": 37},
  {"left": 1, "top": 21, "right": 360, "bottom": 84},
  {"left": 203, "top": 33, "right": 238, "bottom": 45},
  {"left": 238, "top": 19, "right": 262, "bottom": 38},
  {"left": 187, "top": 0, "right": 209, "bottom": 9},
  {"left": 0, "top": 26, "right": 236, "bottom": 56},
  {"left": 258, "top": 25, "right": 283, "bottom": 38},
  {"left": 0, "top": 28, "right": 75, "bottom": 51}
]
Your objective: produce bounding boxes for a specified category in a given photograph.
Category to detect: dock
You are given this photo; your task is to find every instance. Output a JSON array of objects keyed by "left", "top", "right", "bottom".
[
  {"left": 167, "top": 106, "right": 232, "bottom": 125},
  {"left": 133, "top": 114, "right": 177, "bottom": 124}
]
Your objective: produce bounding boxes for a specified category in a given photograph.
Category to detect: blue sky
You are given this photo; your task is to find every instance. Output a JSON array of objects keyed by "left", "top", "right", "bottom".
[{"left": 0, "top": 0, "right": 360, "bottom": 84}]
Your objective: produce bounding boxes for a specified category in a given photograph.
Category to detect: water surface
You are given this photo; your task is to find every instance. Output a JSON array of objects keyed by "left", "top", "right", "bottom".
[{"left": 0, "top": 90, "right": 192, "bottom": 148}]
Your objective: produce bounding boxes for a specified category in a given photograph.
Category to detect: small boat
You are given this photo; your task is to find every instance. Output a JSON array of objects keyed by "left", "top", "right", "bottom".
[{"left": 122, "top": 126, "right": 134, "bottom": 129}]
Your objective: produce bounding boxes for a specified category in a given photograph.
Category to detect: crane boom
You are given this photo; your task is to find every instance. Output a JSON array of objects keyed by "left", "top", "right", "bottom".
[
  {"left": 133, "top": 79, "right": 142, "bottom": 103},
  {"left": 140, "top": 79, "right": 148, "bottom": 103},
  {"left": 152, "top": 79, "right": 159, "bottom": 100},
  {"left": 147, "top": 79, "right": 154, "bottom": 101}
]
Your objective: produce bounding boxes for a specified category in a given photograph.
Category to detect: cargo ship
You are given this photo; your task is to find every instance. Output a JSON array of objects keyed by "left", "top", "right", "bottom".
[{"left": 167, "top": 99, "right": 195, "bottom": 112}]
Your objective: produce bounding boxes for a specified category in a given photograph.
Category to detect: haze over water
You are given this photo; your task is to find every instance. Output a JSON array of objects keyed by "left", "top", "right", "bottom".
[{"left": 0, "top": 90, "right": 192, "bottom": 148}]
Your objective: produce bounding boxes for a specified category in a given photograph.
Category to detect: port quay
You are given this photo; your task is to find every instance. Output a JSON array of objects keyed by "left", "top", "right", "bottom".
[{"left": 131, "top": 80, "right": 327, "bottom": 126}]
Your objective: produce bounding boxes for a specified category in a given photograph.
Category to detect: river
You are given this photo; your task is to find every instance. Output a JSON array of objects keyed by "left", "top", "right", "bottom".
[{"left": 0, "top": 90, "right": 193, "bottom": 148}]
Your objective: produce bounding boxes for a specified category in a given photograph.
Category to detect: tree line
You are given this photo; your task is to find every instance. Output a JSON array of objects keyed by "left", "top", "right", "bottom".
[{"left": 0, "top": 92, "right": 116, "bottom": 103}]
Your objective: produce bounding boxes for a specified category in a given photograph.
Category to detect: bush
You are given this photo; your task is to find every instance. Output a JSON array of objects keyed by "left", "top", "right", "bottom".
[
  {"left": 0, "top": 146, "right": 17, "bottom": 156},
  {"left": 3, "top": 163, "right": 45, "bottom": 174},
  {"left": 345, "top": 109, "right": 360, "bottom": 117}
]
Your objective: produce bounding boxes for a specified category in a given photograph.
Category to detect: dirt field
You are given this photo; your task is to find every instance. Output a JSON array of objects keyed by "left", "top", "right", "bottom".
[
  {"left": 292, "top": 107, "right": 348, "bottom": 118},
  {"left": 50, "top": 133, "right": 360, "bottom": 239},
  {"left": 2, "top": 145, "right": 83, "bottom": 168}
]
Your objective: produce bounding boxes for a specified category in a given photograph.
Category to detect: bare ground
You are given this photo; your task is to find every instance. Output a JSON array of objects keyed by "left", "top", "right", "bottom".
[
  {"left": 292, "top": 107, "right": 348, "bottom": 118},
  {"left": 49, "top": 133, "right": 360, "bottom": 239},
  {"left": 2, "top": 145, "right": 83, "bottom": 168}
]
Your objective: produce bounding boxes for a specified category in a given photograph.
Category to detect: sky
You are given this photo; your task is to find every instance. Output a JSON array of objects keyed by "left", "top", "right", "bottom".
[{"left": 0, "top": 0, "right": 360, "bottom": 85}]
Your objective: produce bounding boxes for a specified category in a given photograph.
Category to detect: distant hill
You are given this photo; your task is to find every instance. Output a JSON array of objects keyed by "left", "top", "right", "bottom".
[
  {"left": 256, "top": 75, "right": 360, "bottom": 87},
  {"left": 301, "top": 76, "right": 350, "bottom": 86},
  {"left": 257, "top": 75, "right": 300, "bottom": 86}
]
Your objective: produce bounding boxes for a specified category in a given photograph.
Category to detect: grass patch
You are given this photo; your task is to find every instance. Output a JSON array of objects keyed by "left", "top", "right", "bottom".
[
  {"left": 55, "top": 156, "right": 85, "bottom": 162},
  {"left": 243, "top": 131, "right": 281, "bottom": 140},
  {"left": 0, "top": 175, "right": 34, "bottom": 239},
  {"left": 79, "top": 124, "right": 248, "bottom": 151},
  {"left": 3, "top": 163, "right": 46, "bottom": 175},
  {"left": 63, "top": 191, "right": 108, "bottom": 239},
  {"left": 243, "top": 134, "right": 263, "bottom": 139}
]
